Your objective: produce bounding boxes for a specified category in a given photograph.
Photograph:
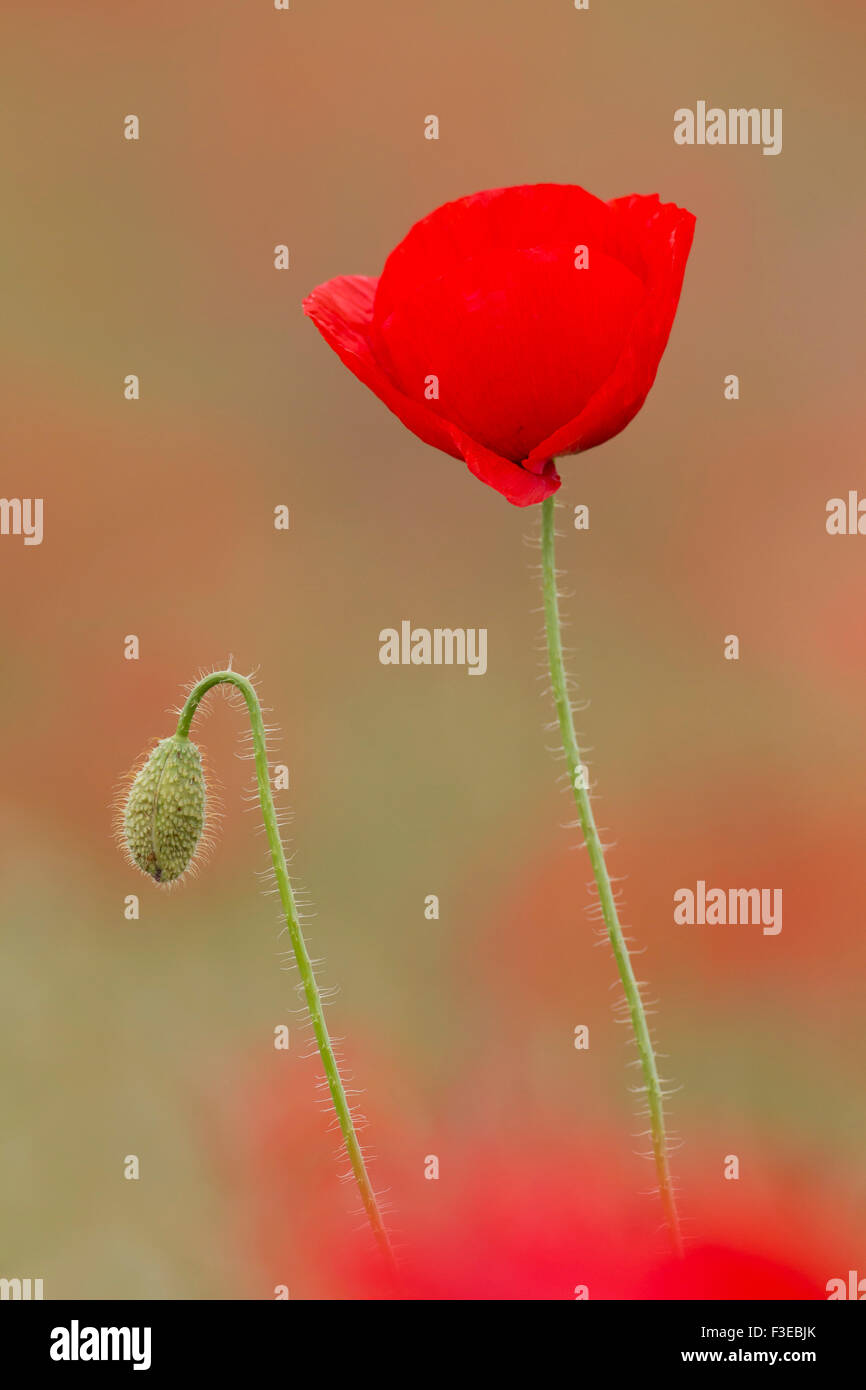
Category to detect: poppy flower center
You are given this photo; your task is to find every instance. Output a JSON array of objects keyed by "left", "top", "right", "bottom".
[{"left": 372, "top": 245, "right": 646, "bottom": 462}]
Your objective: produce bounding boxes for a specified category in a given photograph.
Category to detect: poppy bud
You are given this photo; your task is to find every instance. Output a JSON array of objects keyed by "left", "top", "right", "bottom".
[{"left": 123, "top": 734, "right": 206, "bottom": 884}]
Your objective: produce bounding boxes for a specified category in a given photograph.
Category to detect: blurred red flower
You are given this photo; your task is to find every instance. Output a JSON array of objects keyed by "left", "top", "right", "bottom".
[
  {"left": 304, "top": 184, "right": 695, "bottom": 506},
  {"left": 220, "top": 1058, "right": 843, "bottom": 1301}
]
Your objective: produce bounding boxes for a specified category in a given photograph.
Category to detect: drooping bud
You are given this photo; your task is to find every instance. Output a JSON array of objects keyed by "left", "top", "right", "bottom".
[{"left": 123, "top": 735, "right": 206, "bottom": 885}]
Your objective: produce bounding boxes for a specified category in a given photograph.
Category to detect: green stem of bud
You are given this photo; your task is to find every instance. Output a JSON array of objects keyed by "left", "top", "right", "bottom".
[
  {"left": 539, "top": 496, "right": 682, "bottom": 1256},
  {"left": 175, "top": 671, "right": 396, "bottom": 1272}
]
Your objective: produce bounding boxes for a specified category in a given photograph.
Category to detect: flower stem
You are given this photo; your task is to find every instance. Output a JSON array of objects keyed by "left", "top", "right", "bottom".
[
  {"left": 176, "top": 671, "right": 396, "bottom": 1271},
  {"left": 539, "top": 497, "right": 682, "bottom": 1256}
]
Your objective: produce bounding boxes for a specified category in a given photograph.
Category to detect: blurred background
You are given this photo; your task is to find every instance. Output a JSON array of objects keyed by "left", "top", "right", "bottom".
[{"left": 1, "top": 0, "right": 865, "bottom": 1298}]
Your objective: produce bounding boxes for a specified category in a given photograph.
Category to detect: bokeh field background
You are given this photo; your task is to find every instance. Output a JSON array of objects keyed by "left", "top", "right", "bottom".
[{"left": 1, "top": 0, "right": 864, "bottom": 1297}]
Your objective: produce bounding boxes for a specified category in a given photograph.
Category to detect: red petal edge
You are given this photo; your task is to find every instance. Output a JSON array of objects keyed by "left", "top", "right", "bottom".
[
  {"left": 303, "top": 274, "right": 561, "bottom": 506},
  {"left": 527, "top": 195, "right": 696, "bottom": 463}
]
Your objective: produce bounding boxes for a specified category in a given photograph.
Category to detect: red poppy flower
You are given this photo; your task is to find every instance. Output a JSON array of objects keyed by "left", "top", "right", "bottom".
[
  {"left": 304, "top": 184, "right": 695, "bottom": 506},
  {"left": 220, "top": 1056, "right": 848, "bottom": 1300}
]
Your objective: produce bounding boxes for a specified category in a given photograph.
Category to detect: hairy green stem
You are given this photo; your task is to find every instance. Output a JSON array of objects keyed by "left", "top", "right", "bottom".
[
  {"left": 176, "top": 671, "right": 395, "bottom": 1270},
  {"left": 539, "top": 498, "right": 682, "bottom": 1255}
]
